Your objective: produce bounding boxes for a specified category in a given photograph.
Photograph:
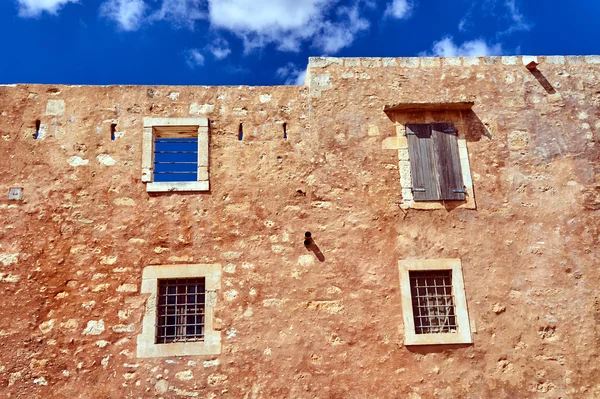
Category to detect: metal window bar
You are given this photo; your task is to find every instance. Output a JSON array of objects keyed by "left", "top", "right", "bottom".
[
  {"left": 154, "top": 137, "right": 198, "bottom": 182},
  {"left": 409, "top": 270, "right": 458, "bottom": 334},
  {"left": 156, "top": 278, "right": 206, "bottom": 344}
]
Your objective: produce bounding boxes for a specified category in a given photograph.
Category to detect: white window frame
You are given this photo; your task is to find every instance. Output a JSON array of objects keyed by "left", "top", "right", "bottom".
[
  {"left": 142, "top": 117, "right": 209, "bottom": 193},
  {"left": 136, "top": 263, "right": 221, "bottom": 358},
  {"left": 398, "top": 258, "right": 472, "bottom": 346}
]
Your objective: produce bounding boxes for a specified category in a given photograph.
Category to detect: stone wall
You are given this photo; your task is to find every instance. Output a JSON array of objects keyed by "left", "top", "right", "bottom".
[{"left": 0, "top": 55, "right": 599, "bottom": 398}]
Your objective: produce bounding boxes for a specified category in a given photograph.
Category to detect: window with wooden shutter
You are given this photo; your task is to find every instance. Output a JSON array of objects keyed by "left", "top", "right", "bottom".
[{"left": 406, "top": 123, "right": 465, "bottom": 201}]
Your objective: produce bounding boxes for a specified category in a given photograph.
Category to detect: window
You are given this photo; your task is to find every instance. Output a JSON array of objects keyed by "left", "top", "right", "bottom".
[
  {"left": 394, "top": 120, "right": 475, "bottom": 210},
  {"left": 398, "top": 259, "right": 472, "bottom": 345},
  {"left": 406, "top": 123, "right": 465, "bottom": 201},
  {"left": 137, "top": 264, "right": 221, "bottom": 358},
  {"left": 142, "top": 118, "right": 209, "bottom": 193},
  {"left": 156, "top": 278, "right": 206, "bottom": 344}
]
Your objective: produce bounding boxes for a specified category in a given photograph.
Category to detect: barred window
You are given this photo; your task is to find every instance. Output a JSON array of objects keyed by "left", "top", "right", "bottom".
[
  {"left": 156, "top": 278, "right": 206, "bottom": 344},
  {"left": 409, "top": 270, "right": 457, "bottom": 334},
  {"left": 398, "top": 259, "right": 472, "bottom": 345}
]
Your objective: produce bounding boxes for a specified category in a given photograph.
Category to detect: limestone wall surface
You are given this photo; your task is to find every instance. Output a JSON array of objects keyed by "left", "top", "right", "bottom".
[{"left": 0, "top": 55, "right": 599, "bottom": 398}]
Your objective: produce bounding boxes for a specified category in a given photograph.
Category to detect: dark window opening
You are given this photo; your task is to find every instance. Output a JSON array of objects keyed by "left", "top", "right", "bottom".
[
  {"left": 238, "top": 123, "right": 243, "bottom": 141},
  {"left": 34, "top": 120, "right": 41, "bottom": 139},
  {"left": 406, "top": 123, "right": 465, "bottom": 201},
  {"left": 110, "top": 123, "right": 117, "bottom": 141},
  {"left": 283, "top": 122, "right": 287, "bottom": 139},
  {"left": 409, "top": 270, "right": 457, "bottom": 334},
  {"left": 156, "top": 278, "right": 206, "bottom": 344},
  {"left": 153, "top": 137, "right": 198, "bottom": 182}
]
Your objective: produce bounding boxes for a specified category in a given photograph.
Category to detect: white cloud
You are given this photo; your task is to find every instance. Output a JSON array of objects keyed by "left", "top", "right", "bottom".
[
  {"left": 384, "top": 0, "right": 412, "bottom": 20},
  {"left": 207, "top": 0, "right": 368, "bottom": 53},
  {"left": 185, "top": 48, "right": 205, "bottom": 68},
  {"left": 206, "top": 38, "right": 232, "bottom": 60},
  {"left": 425, "top": 36, "right": 502, "bottom": 57},
  {"left": 17, "top": 0, "right": 78, "bottom": 17},
  {"left": 314, "top": 4, "right": 370, "bottom": 53},
  {"left": 502, "top": 0, "right": 531, "bottom": 34},
  {"left": 95, "top": 0, "right": 369, "bottom": 54},
  {"left": 150, "top": 0, "right": 206, "bottom": 29},
  {"left": 100, "top": 0, "right": 147, "bottom": 31},
  {"left": 458, "top": 0, "right": 530, "bottom": 35},
  {"left": 276, "top": 63, "right": 306, "bottom": 85}
]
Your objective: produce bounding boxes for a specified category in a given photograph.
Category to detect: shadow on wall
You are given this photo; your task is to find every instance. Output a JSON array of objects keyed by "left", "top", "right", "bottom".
[
  {"left": 404, "top": 343, "right": 472, "bottom": 355},
  {"left": 527, "top": 66, "right": 557, "bottom": 95},
  {"left": 385, "top": 109, "right": 493, "bottom": 141}
]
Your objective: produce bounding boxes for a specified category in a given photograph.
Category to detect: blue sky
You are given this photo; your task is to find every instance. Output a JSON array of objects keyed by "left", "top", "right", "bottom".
[{"left": 1, "top": 0, "right": 599, "bottom": 85}]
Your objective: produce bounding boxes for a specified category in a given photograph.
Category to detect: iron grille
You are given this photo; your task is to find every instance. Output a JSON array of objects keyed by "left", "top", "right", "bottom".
[
  {"left": 409, "top": 270, "right": 458, "bottom": 334},
  {"left": 154, "top": 137, "right": 198, "bottom": 182},
  {"left": 156, "top": 278, "right": 206, "bottom": 344}
]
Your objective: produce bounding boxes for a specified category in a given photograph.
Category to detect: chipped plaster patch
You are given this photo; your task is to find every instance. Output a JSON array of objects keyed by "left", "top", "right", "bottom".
[
  {"left": 82, "top": 320, "right": 105, "bottom": 335},
  {"left": 176, "top": 370, "right": 193, "bottom": 381},
  {"left": 203, "top": 359, "right": 219, "bottom": 368},
  {"left": 0, "top": 274, "right": 20, "bottom": 283},
  {"left": 39, "top": 319, "right": 56, "bottom": 334},
  {"left": 298, "top": 255, "right": 314, "bottom": 267},
  {"left": 113, "top": 197, "right": 135, "bottom": 206},
  {"left": 0, "top": 253, "right": 18, "bottom": 266},
  {"left": 304, "top": 300, "right": 345, "bottom": 314},
  {"left": 508, "top": 131, "right": 530, "bottom": 151},
  {"left": 46, "top": 100, "right": 65, "bottom": 116},
  {"left": 116, "top": 284, "right": 137, "bottom": 293},
  {"left": 100, "top": 256, "right": 118, "bottom": 265},
  {"left": 259, "top": 94, "right": 272, "bottom": 103},
  {"left": 310, "top": 74, "right": 332, "bottom": 97},
  {"left": 225, "top": 290, "right": 238, "bottom": 301},
  {"left": 189, "top": 103, "right": 214, "bottom": 115},
  {"left": 68, "top": 156, "right": 89, "bottom": 167},
  {"left": 97, "top": 154, "right": 116, "bottom": 166}
]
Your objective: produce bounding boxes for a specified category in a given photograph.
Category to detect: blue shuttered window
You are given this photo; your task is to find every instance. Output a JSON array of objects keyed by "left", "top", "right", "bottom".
[{"left": 154, "top": 138, "right": 198, "bottom": 182}]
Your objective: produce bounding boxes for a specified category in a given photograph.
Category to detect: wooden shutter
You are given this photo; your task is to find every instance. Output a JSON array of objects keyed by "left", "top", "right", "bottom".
[
  {"left": 406, "top": 123, "right": 465, "bottom": 202},
  {"left": 431, "top": 123, "right": 465, "bottom": 201},
  {"left": 406, "top": 124, "right": 440, "bottom": 201}
]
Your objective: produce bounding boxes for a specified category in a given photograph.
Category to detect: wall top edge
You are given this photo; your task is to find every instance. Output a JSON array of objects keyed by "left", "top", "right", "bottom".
[
  {"left": 308, "top": 55, "right": 600, "bottom": 68},
  {"left": 0, "top": 83, "right": 308, "bottom": 89}
]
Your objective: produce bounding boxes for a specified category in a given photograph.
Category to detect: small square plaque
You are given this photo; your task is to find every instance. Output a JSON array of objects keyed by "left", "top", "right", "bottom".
[{"left": 8, "top": 188, "right": 23, "bottom": 200}]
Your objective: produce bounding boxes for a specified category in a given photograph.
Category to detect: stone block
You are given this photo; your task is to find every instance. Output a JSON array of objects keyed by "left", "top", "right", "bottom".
[
  {"left": 501, "top": 56, "right": 518, "bottom": 65},
  {"left": 443, "top": 58, "right": 461, "bottom": 67},
  {"left": 566, "top": 56, "right": 585, "bottom": 64},
  {"left": 362, "top": 58, "right": 382, "bottom": 68},
  {"left": 399, "top": 58, "right": 420, "bottom": 68},
  {"left": 421, "top": 57, "right": 441, "bottom": 67},
  {"left": 508, "top": 130, "right": 530, "bottom": 150},
  {"left": 546, "top": 56, "right": 565, "bottom": 65},
  {"left": 463, "top": 57, "right": 480, "bottom": 66},
  {"left": 190, "top": 103, "right": 214, "bottom": 115},
  {"left": 46, "top": 100, "right": 65, "bottom": 116},
  {"left": 382, "top": 58, "right": 397, "bottom": 67},
  {"left": 483, "top": 56, "right": 501, "bottom": 65},
  {"left": 309, "top": 57, "right": 343, "bottom": 67},
  {"left": 585, "top": 56, "right": 600, "bottom": 64},
  {"left": 344, "top": 58, "right": 361, "bottom": 67}
]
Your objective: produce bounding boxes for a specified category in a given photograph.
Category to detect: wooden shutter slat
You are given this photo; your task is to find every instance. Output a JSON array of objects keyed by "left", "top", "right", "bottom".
[
  {"left": 406, "top": 124, "right": 440, "bottom": 201},
  {"left": 431, "top": 123, "right": 465, "bottom": 201}
]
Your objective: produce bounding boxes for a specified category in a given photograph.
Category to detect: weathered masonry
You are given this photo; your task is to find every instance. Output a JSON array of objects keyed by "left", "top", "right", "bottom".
[{"left": 1, "top": 55, "right": 599, "bottom": 398}]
